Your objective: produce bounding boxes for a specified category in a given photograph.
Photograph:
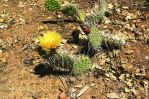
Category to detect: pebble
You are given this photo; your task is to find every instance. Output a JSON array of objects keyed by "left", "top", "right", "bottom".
[
  {"left": 57, "top": 14, "right": 62, "bottom": 19},
  {"left": 145, "top": 56, "right": 149, "bottom": 60}
]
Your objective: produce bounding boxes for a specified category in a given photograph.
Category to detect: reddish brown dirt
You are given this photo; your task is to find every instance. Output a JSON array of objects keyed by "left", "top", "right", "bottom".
[{"left": 0, "top": 0, "right": 148, "bottom": 99}]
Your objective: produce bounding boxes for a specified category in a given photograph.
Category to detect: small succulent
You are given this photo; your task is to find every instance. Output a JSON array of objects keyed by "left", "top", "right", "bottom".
[
  {"left": 73, "top": 55, "right": 92, "bottom": 75},
  {"left": 48, "top": 53, "right": 74, "bottom": 70},
  {"left": 61, "top": 4, "right": 78, "bottom": 17},
  {"left": 102, "top": 35, "right": 125, "bottom": 49},
  {"left": 89, "top": 26, "right": 103, "bottom": 50},
  {"left": 39, "top": 31, "right": 61, "bottom": 50},
  {"left": 45, "top": 0, "right": 61, "bottom": 11}
]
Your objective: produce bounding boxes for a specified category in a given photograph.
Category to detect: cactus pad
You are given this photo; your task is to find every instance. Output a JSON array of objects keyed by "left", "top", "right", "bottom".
[
  {"left": 89, "top": 26, "right": 103, "bottom": 50},
  {"left": 73, "top": 56, "right": 92, "bottom": 75}
]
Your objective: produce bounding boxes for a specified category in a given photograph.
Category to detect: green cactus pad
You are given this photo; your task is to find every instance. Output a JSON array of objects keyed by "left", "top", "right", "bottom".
[
  {"left": 73, "top": 56, "right": 92, "bottom": 75},
  {"left": 89, "top": 26, "right": 103, "bottom": 50},
  {"left": 45, "top": 0, "right": 61, "bottom": 11},
  {"left": 61, "top": 4, "right": 78, "bottom": 17}
]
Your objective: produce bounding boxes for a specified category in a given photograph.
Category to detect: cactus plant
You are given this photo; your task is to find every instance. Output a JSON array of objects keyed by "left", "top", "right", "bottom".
[
  {"left": 89, "top": 26, "right": 103, "bottom": 50},
  {"left": 87, "top": 0, "right": 109, "bottom": 26},
  {"left": 61, "top": 4, "right": 78, "bottom": 17},
  {"left": 48, "top": 53, "right": 74, "bottom": 70},
  {"left": 102, "top": 35, "right": 125, "bottom": 49},
  {"left": 73, "top": 55, "right": 92, "bottom": 75},
  {"left": 45, "top": 0, "right": 61, "bottom": 11},
  {"left": 39, "top": 31, "right": 62, "bottom": 50}
]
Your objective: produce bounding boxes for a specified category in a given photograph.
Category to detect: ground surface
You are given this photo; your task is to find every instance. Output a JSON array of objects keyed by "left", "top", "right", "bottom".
[{"left": 0, "top": 0, "right": 149, "bottom": 99}]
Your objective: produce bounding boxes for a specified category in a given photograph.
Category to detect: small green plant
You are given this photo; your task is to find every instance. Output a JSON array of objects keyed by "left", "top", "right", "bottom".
[
  {"left": 89, "top": 26, "right": 103, "bottom": 50},
  {"left": 45, "top": 0, "right": 61, "bottom": 11},
  {"left": 61, "top": 4, "right": 78, "bottom": 17},
  {"left": 73, "top": 55, "right": 92, "bottom": 75},
  {"left": 102, "top": 35, "right": 125, "bottom": 49},
  {"left": 48, "top": 53, "right": 74, "bottom": 70}
]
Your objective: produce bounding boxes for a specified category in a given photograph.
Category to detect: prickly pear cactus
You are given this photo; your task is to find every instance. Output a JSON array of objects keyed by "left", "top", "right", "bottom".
[
  {"left": 73, "top": 56, "right": 92, "bottom": 75},
  {"left": 48, "top": 53, "right": 74, "bottom": 70},
  {"left": 45, "top": 0, "right": 61, "bottom": 11},
  {"left": 61, "top": 4, "right": 78, "bottom": 17},
  {"left": 89, "top": 26, "right": 103, "bottom": 50}
]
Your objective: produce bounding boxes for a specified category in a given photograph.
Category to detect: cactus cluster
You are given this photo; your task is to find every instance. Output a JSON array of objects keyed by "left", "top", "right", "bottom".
[
  {"left": 61, "top": 4, "right": 78, "bottom": 17},
  {"left": 73, "top": 55, "right": 92, "bottom": 75},
  {"left": 45, "top": 0, "right": 61, "bottom": 11},
  {"left": 40, "top": 0, "right": 111, "bottom": 75},
  {"left": 48, "top": 54, "right": 92, "bottom": 75},
  {"left": 89, "top": 26, "right": 103, "bottom": 50}
]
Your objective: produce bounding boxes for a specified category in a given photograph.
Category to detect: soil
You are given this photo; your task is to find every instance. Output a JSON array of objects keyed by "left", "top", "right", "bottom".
[{"left": 0, "top": 0, "right": 149, "bottom": 99}]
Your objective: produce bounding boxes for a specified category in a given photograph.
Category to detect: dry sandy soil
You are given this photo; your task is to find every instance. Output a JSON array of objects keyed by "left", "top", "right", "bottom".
[{"left": 0, "top": 0, "right": 149, "bottom": 99}]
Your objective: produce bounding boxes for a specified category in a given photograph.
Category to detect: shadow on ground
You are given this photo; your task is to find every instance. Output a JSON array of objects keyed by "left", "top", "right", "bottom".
[{"left": 34, "top": 63, "right": 71, "bottom": 77}]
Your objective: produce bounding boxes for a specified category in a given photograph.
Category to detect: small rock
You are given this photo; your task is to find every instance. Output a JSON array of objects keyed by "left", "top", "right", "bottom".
[
  {"left": 57, "top": 14, "right": 62, "bottom": 19},
  {"left": 145, "top": 56, "right": 149, "bottom": 60},
  {"left": 122, "top": 6, "right": 129, "bottom": 9},
  {"left": 74, "top": 84, "right": 83, "bottom": 88},
  {"left": 106, "top": 92, "right": 119, "bottom": 99},
  {"left": 0, "top": 24, "right": 5, "bottom": 29}
]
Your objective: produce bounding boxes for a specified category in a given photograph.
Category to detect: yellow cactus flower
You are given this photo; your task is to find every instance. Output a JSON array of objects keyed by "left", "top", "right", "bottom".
[{"left": 39, "top": 31, "right": 62, "bottom": 50}]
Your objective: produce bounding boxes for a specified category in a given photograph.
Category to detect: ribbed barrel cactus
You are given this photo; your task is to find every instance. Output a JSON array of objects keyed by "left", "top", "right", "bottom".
[
  {"left": 45, "top": 0, "right": 61, "bottom": 11},
  {"left": 73, "top": 55, "right": 92, "bottom": 75}
]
